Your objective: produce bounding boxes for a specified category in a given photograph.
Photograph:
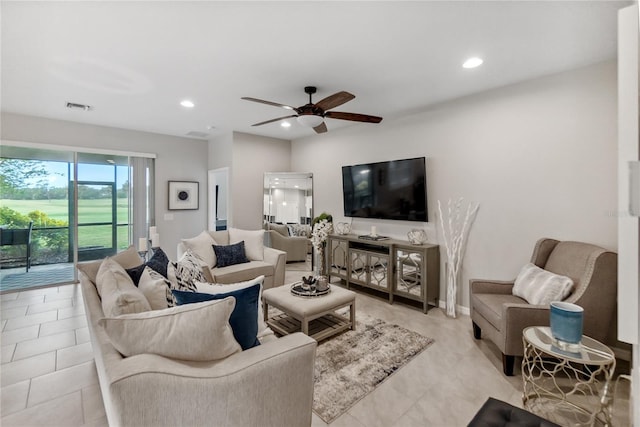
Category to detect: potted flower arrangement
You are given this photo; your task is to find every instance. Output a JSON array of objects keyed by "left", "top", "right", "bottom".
[{"left": 311, "top": 212, "right": 333, "bottom": 276}]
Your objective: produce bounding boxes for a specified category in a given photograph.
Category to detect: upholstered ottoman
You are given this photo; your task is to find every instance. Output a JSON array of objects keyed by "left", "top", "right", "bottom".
[
  {"left": 468, "top": 398, "right": 560, "bottom": 427},
  {"left": 263, "top": 284, "right": 356, "bottom": 342}
]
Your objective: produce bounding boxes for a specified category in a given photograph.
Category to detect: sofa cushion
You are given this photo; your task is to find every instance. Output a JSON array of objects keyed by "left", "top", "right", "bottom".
[
  {"left": 208, "top": 230, "right": 230, "bottom": 245},
  {"left": 229, "top": 228, "right": 264, "bottom": 261},
  {"left": 195, "top": 275, "right": 273, "bottom": 341},
  {"left": 138, "top": 267, "right": 171, "bottom": 310},
  {"left": 512, "top": 263, "right": 574, "bottom": 305},
  {"left": 173, "top": 282, "right": 261, "bottom": 350},
  {"left": 472, "top": 293, "right": 526, "bottom": 331},
  {"left": 125, "top": 263, "right": 146, "bottom": 286},
  {"left": 211, "top": 261, "right": 274, "bottom": 284},
  {"left": 213, "top": 241, "right": 250, "bottom": 268},
  {"left": 163, "top": 250, "right": 203, "bottom": 307},
  {"left": 182, "top": 230, "right": 218, "bottom": 268},
  {"left": 268, "top": 223, "right": 289, "bottom": 237},
  {"left": 170, "top": 250, "right": 205, "bottom": 292},
  {"left": 99, "top": 297, "right": 241, "bottom": 361},
  {"left": 147, "top": 247, "right": 171, "bottom": 279},
  {"left": 97, "top": 257, "right": 151, "bottom": 317},
  {"left": 288, "top": 223, "right": 311, "bottom": 237},
  {"left": 77, "top": 245, "right": 141, "bottom": 286}
]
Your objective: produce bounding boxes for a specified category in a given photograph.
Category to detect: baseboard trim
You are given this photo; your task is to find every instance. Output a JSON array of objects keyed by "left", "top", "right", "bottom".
[{"left": 438, "top": 300, "right": 470, "bottom": 316}]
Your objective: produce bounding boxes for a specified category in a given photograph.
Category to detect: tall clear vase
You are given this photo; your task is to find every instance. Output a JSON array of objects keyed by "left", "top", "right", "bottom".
[
  {"left": 312, "top": 245, "right": 330, "bottom": 291},
  {"left": 445, "top": 262, "right": 458, "bottom": 318},
  {"left": 315, "top": 247, "right": 326, "bottom": 277}
]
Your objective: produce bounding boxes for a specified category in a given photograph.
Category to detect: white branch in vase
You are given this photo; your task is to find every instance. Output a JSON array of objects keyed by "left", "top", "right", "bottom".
[{"left": 437, "top": 198, "right": 479, "bottom": 318}]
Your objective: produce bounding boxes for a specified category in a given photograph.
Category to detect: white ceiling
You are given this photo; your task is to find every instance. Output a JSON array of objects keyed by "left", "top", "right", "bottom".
[{"left": 1, "top": 1, "right": 631, "bottom": 141}]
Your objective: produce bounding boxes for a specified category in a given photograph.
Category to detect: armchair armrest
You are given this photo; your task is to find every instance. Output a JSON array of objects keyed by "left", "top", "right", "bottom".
[
  {"left": 501, "top": 303, "right": 550, "bottom": 355},
  {"left": 470, "top": 279, "right": 515, "bottom": 295},
  {"left": 263, "top": 246, "right": 286, "bottom": 287}
]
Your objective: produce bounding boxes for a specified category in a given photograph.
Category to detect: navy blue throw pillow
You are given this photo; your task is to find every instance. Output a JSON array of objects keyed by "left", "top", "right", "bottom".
[
  {"left": 172, "top": 283, "right": 261, "bottom": 350},
  {"left": 125, "top": 263, "right": 146, "bottom": 286},
  {"left": 213, "top": 241, "right": 250, "bottom": 268},
  {"left": 146, "top": 247, "right": 170, "bottom": 278}
]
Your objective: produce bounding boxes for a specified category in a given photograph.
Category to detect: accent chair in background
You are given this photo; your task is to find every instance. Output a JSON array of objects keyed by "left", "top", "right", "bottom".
[{"left": 265, "top": 223, "right": 311, "bottom": 263}]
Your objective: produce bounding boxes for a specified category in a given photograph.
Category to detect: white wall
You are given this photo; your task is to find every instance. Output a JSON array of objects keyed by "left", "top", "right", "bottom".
[
  {"left": 291, "top": 61, "right": 618, "bottom": 309},
  {"left": 618, "top": 4, "right": 639, "bottom": 425},
  {"left": 208, "top": 132, "right": 233, "bottom": 170},
  {"left": 231, "top": 132, "right": 291, "bottom": 229},
  {"left": 1, "top": 113, "right": 209, "bottom": 258}
]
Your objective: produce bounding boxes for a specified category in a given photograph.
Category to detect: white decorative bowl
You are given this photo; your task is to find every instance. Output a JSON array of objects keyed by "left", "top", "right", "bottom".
[
  {"left": 407, "top": 229, "right": 427, "bottom": 245},
  {"left": 335, "top": 222, "right": 351, "bottom": 235}
]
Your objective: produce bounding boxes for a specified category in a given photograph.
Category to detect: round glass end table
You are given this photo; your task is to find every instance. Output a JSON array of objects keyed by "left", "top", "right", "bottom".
[{"left": 522, "top": 326, "right": 616, "bottom": 426}]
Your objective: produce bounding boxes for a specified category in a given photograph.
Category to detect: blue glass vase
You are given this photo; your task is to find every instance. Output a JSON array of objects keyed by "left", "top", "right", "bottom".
[{"left": 550, "top": 301, "right": 583, "bottom": 350}]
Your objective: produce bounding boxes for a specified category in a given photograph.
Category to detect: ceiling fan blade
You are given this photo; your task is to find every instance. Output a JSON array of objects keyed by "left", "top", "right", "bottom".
[
  {"left": 325, "top": 111, "right": 383, "bottom": 123},
  {"left": 241, "top": 97, "right": 297, "bottom": 111},
  {"left": 251, "top": 115, "right": 298, "bottom": 127},
  {"left": 314, "top": 91, "right": 355, "bottom": 111},
  {"left": 313, "top": 122, "right": 328, "bottom": 134}
]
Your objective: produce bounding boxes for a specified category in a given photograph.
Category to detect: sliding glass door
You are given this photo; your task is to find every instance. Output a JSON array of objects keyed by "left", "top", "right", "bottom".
[{"left": 0, "top": 144, "right": 154, "bottom": 291}]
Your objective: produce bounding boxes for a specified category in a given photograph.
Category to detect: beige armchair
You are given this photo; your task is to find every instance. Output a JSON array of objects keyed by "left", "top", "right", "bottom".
[
  {"left": 265, "top": 223, "right": 311, "bottom": 263},
  {"left": 470, "top": 238, "right": 617, "bottom": 376}
]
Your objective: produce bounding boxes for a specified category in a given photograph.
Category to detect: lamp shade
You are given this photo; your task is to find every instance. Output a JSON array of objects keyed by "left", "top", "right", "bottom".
[{"left": 297, "top": 114, "right": 324, "bottom": 128}]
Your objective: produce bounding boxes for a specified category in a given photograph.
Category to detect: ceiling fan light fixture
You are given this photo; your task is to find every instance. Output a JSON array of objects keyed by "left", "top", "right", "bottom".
[{"left": 297, "top": 114, "right": 324, "bottom": 128}]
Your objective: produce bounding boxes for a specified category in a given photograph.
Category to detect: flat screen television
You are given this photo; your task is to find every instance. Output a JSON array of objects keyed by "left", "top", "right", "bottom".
[{"left": 342, "top": 157, "right": 427, "bottom": 222}]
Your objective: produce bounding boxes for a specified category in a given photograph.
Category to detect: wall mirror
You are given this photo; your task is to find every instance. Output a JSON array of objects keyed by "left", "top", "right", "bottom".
[{"left": 263, "top": 172, "right": 313, "bottom": 226}]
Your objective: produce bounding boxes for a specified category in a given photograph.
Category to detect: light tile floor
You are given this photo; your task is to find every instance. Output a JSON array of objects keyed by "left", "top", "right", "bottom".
[{"left": 0, "top": 263, "right": 631, "bottom": 426}]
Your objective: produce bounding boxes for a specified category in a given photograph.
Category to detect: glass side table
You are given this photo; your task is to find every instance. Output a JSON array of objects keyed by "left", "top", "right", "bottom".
[{"left": 522, "top": 326, "right": 616, "bottom": 427}]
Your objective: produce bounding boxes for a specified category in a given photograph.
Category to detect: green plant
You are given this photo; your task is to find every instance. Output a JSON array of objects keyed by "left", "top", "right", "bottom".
[
  {"left": 312, "top": 212, "right": 333, "bottom": 227},
  {"left": 0, "top": 206, "right": 31, "bottom": 228}
]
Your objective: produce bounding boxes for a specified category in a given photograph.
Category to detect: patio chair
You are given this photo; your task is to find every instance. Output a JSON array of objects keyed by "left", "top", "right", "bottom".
[{"left": 0, "top": 221, "right": 34, "bottom": 272}]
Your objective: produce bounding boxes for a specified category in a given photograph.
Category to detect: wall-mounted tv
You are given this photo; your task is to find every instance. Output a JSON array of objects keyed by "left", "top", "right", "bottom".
[{"left": 342, "top": 157, "right": 427, "bottom": 222}]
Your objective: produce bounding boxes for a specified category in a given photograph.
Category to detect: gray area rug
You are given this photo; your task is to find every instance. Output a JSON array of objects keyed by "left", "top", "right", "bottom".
[{"left": 313, "top": 315, "right": 434, "bottom": 424}]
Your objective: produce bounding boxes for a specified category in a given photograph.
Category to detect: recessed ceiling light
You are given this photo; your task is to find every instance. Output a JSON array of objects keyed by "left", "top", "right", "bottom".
[
  {"left": 463, "top": 57, "right": 483, "bottom": 69},
  {"left": 180, "top": 100, "right": 195, "bottom": 108},
  {"left": 281, "top": 122, "right": 291, "bottom": 128}
]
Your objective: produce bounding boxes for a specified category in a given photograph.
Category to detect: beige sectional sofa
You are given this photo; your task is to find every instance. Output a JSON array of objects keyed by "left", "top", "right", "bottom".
[
  {"left": 78, "top": 248, "right": 317, "bottom": 427},
  {"left": 178, "top": 229, "right": 286, "bottom": 288}
]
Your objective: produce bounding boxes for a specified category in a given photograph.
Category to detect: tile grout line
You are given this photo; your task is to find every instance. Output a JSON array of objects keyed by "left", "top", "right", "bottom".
[
  {"left": 80, "top": 386, "right": 86, "bottom": 425},
  {"left": 25, "top": 378, "right": 33, "bottom": 414}
]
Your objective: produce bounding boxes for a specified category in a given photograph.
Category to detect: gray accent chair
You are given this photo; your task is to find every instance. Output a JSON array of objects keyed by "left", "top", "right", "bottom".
[
  {"left": 470, "top": 238, "right": 617, "bottom": 376},
  {"left": 265, "top": 223, "right": 311, "bottom": 263}
]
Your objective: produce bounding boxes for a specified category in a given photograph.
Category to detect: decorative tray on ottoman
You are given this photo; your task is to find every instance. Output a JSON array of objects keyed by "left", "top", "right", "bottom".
[{"left": 290, "top": 282, "right": 331, "bottom": 297}]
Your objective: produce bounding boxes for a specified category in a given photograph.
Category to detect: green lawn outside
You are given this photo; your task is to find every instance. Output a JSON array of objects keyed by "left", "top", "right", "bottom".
[{"left": 3, "top": 198, "right": 130, "bottom": 250}]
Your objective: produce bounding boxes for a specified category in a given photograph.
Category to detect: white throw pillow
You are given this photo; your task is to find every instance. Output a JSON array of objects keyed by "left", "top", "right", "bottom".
[
  {"left": 228, "top": 228, "right": 264, "bottom": 261},
  {"left": 99, "top": 297, "right": 242, "bottom": 361},
  {"left": 182, "top": 231, "right": 218, "bottom": 268},
  {"left": 78, "top": 245, "right": 142, "bottom": 288},
  {"left": 512, "top": 263, "right": 574, "bottom": 305},
  {"left": 195, "top": 275, "right": 274, "bottom": 340},
  {"left": 138, "top": 266, "right": 170, "bottom": 310},
  {"left": 97, "top": 257, "right": 151, "bottom": 317}
]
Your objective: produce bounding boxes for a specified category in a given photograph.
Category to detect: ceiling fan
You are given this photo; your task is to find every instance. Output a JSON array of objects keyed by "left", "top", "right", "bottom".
[{"left": 241, "top": 86, "right": 382, "bottom": 134}]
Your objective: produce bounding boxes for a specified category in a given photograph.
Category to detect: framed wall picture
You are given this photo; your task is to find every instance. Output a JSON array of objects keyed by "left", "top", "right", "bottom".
[{"left": 168, "top": 181, "right": 199, "bottom": 210}]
